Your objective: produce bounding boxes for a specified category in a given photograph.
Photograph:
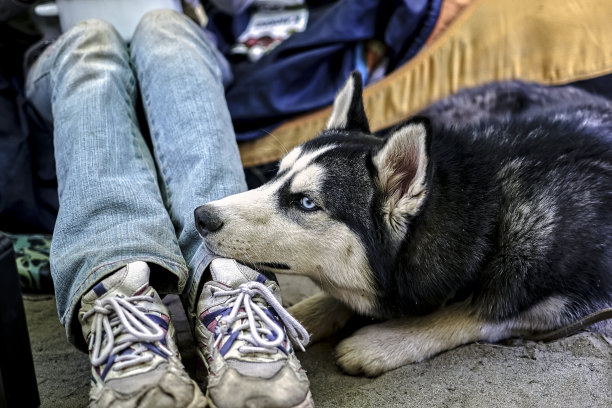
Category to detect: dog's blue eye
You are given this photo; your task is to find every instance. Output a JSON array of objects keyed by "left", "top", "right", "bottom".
[{"left": 299, "top": 196, "right": 318, "bottom": 211}]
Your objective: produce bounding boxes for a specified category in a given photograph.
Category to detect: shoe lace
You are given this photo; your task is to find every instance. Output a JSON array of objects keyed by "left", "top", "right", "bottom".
[
  {"left": 212, "top": 281, "right": 310, "bottom": 354},
  {"left": 83, "top": 295, "right": 173, "bottom": 373}
]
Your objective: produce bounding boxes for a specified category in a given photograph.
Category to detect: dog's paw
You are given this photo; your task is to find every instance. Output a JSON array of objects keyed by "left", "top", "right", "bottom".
[
  {"left": 335, "top": 308, "right": 490, "bottom": 376},
  {"left": 335, "top": 325, "right": 408, "bottom": 377},
  {"left": 289, "top": 292, "right": 354, "bottom": 344},
  {"left": 335, "top": 320, "right": 439, "bottom": 377}
]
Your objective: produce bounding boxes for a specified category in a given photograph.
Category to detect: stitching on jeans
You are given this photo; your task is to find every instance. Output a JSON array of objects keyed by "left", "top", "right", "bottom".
[
  {"left": 32, "top": 71, "right": 50, "bottom": 87},
  {"left": 140, "top": 86, "right": 175, "bottom": 213}
]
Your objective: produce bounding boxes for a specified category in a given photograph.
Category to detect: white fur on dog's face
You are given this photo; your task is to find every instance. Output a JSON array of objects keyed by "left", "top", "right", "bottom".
[{"left": 202, "top": 145, "right": 378, "bottom": 314}]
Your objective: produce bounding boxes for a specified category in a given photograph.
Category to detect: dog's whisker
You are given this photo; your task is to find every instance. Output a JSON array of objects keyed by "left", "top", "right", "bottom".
[
  {"left": 261, "top": 129, "right": 289, "bottom": 156},
  {"left": 318, "top": 260, "right": 339, "bottom": 291}
]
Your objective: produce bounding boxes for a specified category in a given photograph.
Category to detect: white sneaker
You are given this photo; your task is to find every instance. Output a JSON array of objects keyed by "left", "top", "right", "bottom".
[
  {"left": 196, "top": 258, "right": 313, "bottom": 408},
  {"left": 79, "top": 261, "right": 206, "bottom": 408}
]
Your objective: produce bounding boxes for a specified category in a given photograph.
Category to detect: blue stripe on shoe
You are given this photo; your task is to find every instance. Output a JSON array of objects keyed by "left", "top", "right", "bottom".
[
  {"left": 100, "top": 354, "right": 116, "bottom": 380},
  {"left": 263, "top": 309, "right": 288, "bottom": 354},
  {"left": 92, "top": 282, "right": 106, "bottom": 297},
  {"left": 201, "top": 307, "right": 230, "bottom": 327},
  {"left": 145, "top": 314, "right": 169, "bottom": 331},
  {"left": 264, "top": 308, "right": 281, "bottom": 326},
  {"left": 219, "top": 329, "right": 240, "bottom": 356},
  {"left": 144, "top": 343, "right": 170, "bottom": 359},
  {"left": 266, "top": 330, "right": 278, "bottom": 342},
  {"left": 256, "top": 274, "right": 267, "bottom": 284}
]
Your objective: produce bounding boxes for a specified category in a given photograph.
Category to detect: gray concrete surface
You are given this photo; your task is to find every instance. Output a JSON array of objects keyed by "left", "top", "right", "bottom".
[{"left": 24, "top": 275, "right": 612, "bottom": 407}]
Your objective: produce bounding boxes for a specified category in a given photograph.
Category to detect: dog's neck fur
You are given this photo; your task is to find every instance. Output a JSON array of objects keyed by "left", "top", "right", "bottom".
[
  {"left": 324, "top": 73, "right": 497, "bottom": 317},
  {"left": 373, "top": 141, "right": 499, "bottom": 317}
]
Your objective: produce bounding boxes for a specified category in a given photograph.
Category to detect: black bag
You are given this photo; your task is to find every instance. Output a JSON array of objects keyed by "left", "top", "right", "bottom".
[{"left": 0, "top": 18, "right": 58, "bottom": 234}]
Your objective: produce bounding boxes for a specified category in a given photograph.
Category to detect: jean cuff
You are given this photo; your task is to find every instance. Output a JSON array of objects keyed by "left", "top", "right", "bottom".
[{"left": 181, "top": 243, "right": 217, "bottom": 329}]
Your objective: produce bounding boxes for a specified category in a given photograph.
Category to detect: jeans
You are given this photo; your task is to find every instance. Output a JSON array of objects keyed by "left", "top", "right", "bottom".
[{"left": 25, "top": 10, "right": 247, "bottom": 344}]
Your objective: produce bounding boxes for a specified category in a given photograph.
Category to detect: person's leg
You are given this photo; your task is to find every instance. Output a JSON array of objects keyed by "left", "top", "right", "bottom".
[
  {"left": 129, "top": 11, "right": 313, "bottom": 407},
  {"left": 129, "top": 10, "right": 247, "bottom": 313},
  {"left": 26, "top": 19, "right": 188, "bottom": 343},
  {"left": 25, "top": 19, "right": 205, "bottom": 407}
]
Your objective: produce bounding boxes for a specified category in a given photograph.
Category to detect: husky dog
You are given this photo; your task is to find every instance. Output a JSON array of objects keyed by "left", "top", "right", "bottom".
[{"left": 195, "top": 73, "right": 612, "bottom": 376}]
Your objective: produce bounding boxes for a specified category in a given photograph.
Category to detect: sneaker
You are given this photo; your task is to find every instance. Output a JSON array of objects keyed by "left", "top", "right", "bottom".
[
  {"left": 196, "top": 258, "right": 313, "bottom": 408},
  {"left": 79, "top": 261, "right": 206, "bottom": 408}
]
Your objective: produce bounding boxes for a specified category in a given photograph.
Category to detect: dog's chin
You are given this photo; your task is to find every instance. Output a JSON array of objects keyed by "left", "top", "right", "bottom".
[
  {"left": 202, "top": 240, "right": 292, "bottom": 274},
  {"left": 232, "top": 260, "right": 292, "bottom": 277},
  {"left": 201, "top": 239, "right": 241, "bottom": 262}
]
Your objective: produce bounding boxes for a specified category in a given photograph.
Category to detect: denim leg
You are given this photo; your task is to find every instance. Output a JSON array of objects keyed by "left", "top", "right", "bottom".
[
  {"left": 130, "top": 10, "right": 248, "bottom": 314},
  {"left": 25, "top": 19, "right": 188, "bottom": 344}
]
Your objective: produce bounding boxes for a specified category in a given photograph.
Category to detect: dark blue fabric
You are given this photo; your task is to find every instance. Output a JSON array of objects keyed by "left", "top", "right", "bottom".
[
  {"left": 207, "top": 0, "right": 442, "bottom": 140},
  {"left": 0, "top": 57, "right": 58, "bottom": 234},
  {"left": 0, "top": 21, "right": 57, "bottom": 234}
]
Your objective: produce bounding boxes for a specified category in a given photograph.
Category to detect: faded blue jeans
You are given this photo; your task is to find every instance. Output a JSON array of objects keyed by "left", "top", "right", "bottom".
[{"left": 25, "top": 10, "right": 247, "bottom": 345}]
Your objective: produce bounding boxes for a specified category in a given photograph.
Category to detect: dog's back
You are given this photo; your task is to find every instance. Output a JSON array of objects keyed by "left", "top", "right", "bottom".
[{"left": 386, "top": 113, "right": 612, "bottom": 324}]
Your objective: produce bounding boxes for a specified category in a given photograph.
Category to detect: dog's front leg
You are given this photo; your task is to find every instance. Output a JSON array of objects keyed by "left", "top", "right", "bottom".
[
  {"left": 335, "top": 302, "right": 510, "bottom": 377},
  {"left": 289, "top": 292, "right": 355, "bottom": 343}
]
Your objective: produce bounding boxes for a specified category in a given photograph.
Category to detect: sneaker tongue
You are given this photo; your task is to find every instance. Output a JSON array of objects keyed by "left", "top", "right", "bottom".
[
  {"left": 83, "top": 261, "right": 150, "bottom": 302},
  {"left": 209, "top": 258, "right": 262, "bottom": 287},
  {"left": 208, "top": 258, "right": 284, "bottom": 308}
]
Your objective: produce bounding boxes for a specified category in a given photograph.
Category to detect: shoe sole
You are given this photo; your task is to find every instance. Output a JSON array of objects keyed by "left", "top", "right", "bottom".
[
  {"left": 89, "top": 377, "right": 207, "bottom": 408},
  {"left": 196, "top": 347, "right": 314, "bottom": 408},
  {"left": 187, "top": 378, "right": 209, "bottom": 408},
  {"left": 206, "top": 389, "right": 314, "bottom": 408}
]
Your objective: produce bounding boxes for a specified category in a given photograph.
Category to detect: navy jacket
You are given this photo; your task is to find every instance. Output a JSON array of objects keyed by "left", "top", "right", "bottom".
[{"left": 207, "top": 0, "right": 442, "bottom": 140}]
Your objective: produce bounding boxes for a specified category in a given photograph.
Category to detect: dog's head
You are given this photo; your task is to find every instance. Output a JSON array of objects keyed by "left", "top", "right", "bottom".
[{"left": 195, "top": 72, "right": 432, "bottom": 315}]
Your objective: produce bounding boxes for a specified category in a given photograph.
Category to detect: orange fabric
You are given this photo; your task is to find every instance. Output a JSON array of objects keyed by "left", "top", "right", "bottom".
[
  {"left": 425, "top": 0, "right": 474, "bottom": 46},
  {"left": 239, "top": 0, "right": 612, "bottom": 167}
]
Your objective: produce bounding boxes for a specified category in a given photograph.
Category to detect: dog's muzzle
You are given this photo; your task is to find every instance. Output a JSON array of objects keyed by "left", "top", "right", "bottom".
[{"left": 194, "top": 205, "right": 224, "bottom": 237}]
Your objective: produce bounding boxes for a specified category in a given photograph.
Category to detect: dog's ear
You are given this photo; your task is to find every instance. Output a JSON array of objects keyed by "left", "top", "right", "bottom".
[
  {"left": 373, "top": 118, "right": 432, "bottom": 234},
  {"left": 326, "top": 71, "right": 370, "bottom": 133}
]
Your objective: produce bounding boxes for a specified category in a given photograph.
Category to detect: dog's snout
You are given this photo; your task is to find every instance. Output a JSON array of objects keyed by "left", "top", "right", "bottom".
[{"left": 194, "top": 205, "right": 224, "bottom": 236}]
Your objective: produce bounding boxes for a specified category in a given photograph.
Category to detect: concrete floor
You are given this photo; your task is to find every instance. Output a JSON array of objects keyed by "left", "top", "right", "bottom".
[{"left": 24, "top": 275, "right": 612, "bottom": 407}]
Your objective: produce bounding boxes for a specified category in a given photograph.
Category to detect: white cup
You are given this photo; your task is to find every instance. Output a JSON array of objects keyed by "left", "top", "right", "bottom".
[{"left": 56, "top": 0, "right": 183, "bottom": 41}]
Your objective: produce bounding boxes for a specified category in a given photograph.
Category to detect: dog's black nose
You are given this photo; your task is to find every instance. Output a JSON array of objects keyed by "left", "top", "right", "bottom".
[{"left": 194, "top": 205, "right": 224, "bottom": 236}]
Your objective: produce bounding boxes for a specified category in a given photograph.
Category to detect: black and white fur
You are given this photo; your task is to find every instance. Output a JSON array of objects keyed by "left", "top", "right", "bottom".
[{"left": 195, "top": 73, "right": 612, "bottom": 376}]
